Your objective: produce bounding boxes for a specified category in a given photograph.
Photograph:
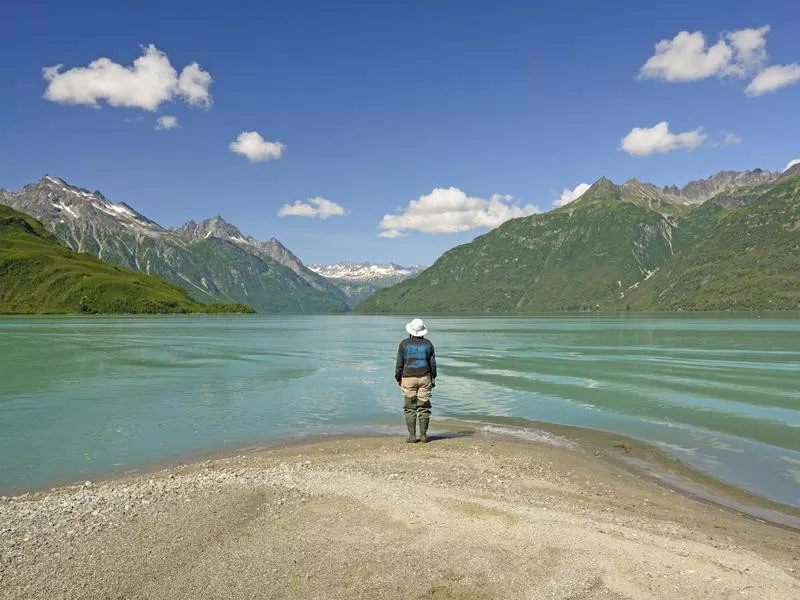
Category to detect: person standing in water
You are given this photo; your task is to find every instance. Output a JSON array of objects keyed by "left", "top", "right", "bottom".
[{"left": 395, "top": 318, "right": 437, "bottom": 443}]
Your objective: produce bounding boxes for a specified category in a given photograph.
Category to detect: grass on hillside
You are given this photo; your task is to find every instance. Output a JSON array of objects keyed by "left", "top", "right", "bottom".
[
  {"left": 0, "top": 205, "right": 254, "bottom": 315},
  {"left": 359, "top": 173, "right": 800, "bottom": 314}
]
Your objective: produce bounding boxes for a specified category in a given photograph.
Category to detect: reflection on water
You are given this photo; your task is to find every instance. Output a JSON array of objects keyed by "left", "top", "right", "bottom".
[{"left": 1, "top": 314, "right": 798, "bottom": 506}]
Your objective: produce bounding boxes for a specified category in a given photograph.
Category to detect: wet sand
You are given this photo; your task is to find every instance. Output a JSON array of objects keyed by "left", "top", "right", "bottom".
[{"left": 1, "top": 430, "right": 798, "bottom": 599}]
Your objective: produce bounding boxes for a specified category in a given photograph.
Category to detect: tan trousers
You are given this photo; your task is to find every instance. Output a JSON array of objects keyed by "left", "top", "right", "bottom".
[{"left": 401, "top": 375, "right": 432, "bottom": 416}]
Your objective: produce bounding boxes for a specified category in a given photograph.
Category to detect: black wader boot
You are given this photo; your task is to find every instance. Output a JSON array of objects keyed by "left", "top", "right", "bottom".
[
  {"left": 418, "top": 415, "right": 429, "bottom": 443},
  {"left": 418, "top": 401, "right": 431, "bottom": 443},
  {"left": 403, "top": 398, "right": 418, "bottom": 443},
  {"left": 404, "top": 412, "right": 418, "bottom": 443}
]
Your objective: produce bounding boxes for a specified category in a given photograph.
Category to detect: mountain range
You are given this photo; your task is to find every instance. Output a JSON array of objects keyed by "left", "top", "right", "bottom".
[
  {"left": 358, "top": 166, "right": 800, "bottom": 313},
  {"left": 0, "top": 176, "right": 348, "bottom": 313},
  {"left": 3, "top": 166, "right": 798, "bottom": 315},
  {"left": 0, "top": 203, "right": 252, "bottom": 314},
  {"left": 308, "top": 262, "right": 425, "bottom": 305}
]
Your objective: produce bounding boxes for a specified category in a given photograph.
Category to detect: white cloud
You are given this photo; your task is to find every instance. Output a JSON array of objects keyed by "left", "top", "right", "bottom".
[
  {"left": 639, "top": 26, "right": 771, "bottom": 82},
  {"left": 378, "top": 229, "right": 407, "bottom": 239},
  {"left": 277, "top": 197, "right": 348, "bottom": 219},
  {"left": 621, "top": 121, "right": 706, "bottom": 157},
  {"left": 176, "top": 63, "right": 213, "bottom": 107},
  {"left": 784, "top": 159, "right": 800, "bottom": 172},
  {"left": 155, "top": 115, "right": 179, "bottom": 130},
  {"left": 745, "top": 63, "right": 800, "bottom": 95},
  {"left": 553, "top": 183, "right": 591, "bottom": 208},
  {"left": 639, "top": 31, "right": 733, "bottom": 82},
  {"left": 228, "top": 131, "right": 285, "bottom": 162},
  {"left": 42, "top": 45, "right": 212, "bottom": 111},
  {"left": 639, "top": 25, "right": 800, "bottom": 97},
  {"left": 378, "top": 187, "right": 540, "bottom": 235},
  {"left": 726, "top": 26, "right": 771, "bottom": 76}
]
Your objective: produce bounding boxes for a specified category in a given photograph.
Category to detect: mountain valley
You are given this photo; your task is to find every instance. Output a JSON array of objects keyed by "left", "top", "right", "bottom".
[{"left": 308, "top": 262, "right": 424, "bottom": 305}]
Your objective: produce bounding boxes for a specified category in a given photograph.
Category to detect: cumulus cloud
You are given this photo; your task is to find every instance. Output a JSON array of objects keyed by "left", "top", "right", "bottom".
[
  {"left": 745, "top": 63, "right": 800, "bottom": 95},
  {"left": 277, "top": 197, "right": 348, "bottom": 219},
  {"left": 639, "top": 31, "right": 733, "bottom": 82},
  {"left": 378, "top": 188, "right": 539, "bottom": 235},
  {"left": 621, "top": 121, "right": 706, "bottom": 157},
  {"left": 639, "top": 26, "right": 770, "bottom": 82},
  {"left": 228, "top": 131, "right": 285, "bottom": 162},
  {"left": 176, "top": 63, "right": 213, "bottom": 107},
  {"left": 155, "top": 115, "right": 179, "bottom": 130},
  {"left": 726, "top": 26, "right": 771, "bottom": 76},
  {"left": 639, "top": 25, "right": 800, "bottom": 96},
  {"left": 553, "top": 183, "right": 591, "bottom": 208},
  {"left": 785, "top": 159, "right": 800, "bottom": 172},
  {"left": 42, "top": 45, "right": 212, "bottom": 111}
]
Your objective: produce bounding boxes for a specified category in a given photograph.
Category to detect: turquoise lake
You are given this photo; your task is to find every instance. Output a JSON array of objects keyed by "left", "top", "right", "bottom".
[{"left": 1, "top": 315, "right": 798, "bottom": 507}]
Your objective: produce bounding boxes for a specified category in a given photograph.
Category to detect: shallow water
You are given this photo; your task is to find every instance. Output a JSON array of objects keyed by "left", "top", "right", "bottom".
[{"left": 1, "top": 315, "right": 798, "bottom": 506}]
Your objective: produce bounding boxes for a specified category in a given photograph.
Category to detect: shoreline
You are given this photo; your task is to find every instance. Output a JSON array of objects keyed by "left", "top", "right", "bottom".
[
  {"left": 2, "top": 432, "right": 798, "bottom": 599},
  {"left": 3, "top": 419, "right": 798, "bottom": 532},
  {"left": 443, "top": 418, "right": 800, "bottom": 530}
]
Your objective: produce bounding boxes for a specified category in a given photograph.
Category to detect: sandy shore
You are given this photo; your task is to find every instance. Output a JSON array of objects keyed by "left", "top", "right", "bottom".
[{"left": 1, "top": 430, "right": 798, "bottom": 599}]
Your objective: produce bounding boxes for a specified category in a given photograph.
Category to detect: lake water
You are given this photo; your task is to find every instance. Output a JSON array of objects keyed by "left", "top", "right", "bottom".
[{"left": 1, "top": 315, "right": 798, "bottom": 507}]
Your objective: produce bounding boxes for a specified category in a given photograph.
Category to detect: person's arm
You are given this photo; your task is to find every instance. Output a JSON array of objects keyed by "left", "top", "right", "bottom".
[
  {"left": 395, "top": 341, "right": 405, "bottom": 383},
  {"left": 429, "top": 342, "right": 437, "bottom": 380}
]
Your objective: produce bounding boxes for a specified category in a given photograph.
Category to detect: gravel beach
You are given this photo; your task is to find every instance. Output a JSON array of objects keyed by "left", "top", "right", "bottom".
[{"left": 1, "top": 432, "right": 798, "bottom": 599}]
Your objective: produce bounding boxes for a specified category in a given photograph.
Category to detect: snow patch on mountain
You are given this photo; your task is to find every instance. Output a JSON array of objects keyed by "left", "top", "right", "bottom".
[{"left": 309, "top": 262, "right": 423, "bottom": 283}]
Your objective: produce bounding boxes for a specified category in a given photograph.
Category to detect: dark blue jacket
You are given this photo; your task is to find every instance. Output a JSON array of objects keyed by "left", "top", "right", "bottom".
[{"left": 395, "top": 336, "right": 437, "bottom": 382}]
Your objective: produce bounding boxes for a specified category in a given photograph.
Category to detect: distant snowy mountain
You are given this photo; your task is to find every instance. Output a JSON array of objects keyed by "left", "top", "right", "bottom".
[
  {"left": 309, "top": 262, "right": 424, "bottom": 305},
  {"left": 310, "top": 262, "right": 422, "bottom": 282}
]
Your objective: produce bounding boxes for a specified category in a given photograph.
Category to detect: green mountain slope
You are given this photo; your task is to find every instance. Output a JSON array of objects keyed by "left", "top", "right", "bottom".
[
  {"left": 177, "top": 237, "right": 346, "bottom": 313},
  {"left": 0, "top": 177, "right": 348, "bottom": 313},
  {"left": 0, "top": 205, "right": 253, "bottom": 314},
  {"left": 625, "top": 170, "right": 800, "bottom": 311},
  {"left": 359, "top": 168, "right": 800, "bottom": 314},
  {"left": 358, "top": 180, "right": 676, "bottom": 313}
]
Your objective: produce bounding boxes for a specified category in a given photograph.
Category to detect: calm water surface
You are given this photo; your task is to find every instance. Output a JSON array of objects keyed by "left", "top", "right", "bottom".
[{"left": 1, "top": 315, "right": 798, "bottom": 506}]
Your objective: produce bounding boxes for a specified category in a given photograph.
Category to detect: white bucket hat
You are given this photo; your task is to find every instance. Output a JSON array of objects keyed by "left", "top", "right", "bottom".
[{"left": 405, "top": 318, "right": 428, "bottom": 337}]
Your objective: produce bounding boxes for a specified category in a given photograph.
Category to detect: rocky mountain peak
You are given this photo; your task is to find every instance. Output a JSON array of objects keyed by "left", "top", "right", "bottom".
[
  {"left": 262, "top": 237, "right": 302, "bottom": 264},
  {"left": 173, "top": 215, "right": 244, "bottom": 240},
  {"left": 570, "top": 177, "right": 618, "bottom": 205},
  {"left": 5, "top": 174, "right": 161, "bottom": 232},
  {"left": 37, "top": 175, "right": 108, "bottom": 201},
  {"left": 587, "top": 177, "right": 618, "bottom": 196},
  {"left": 674, "top": 169, "right": 780, "bottom": 203},
  {"left": 780, "top": 163, "right": 800, "bottom": 179},
  {"left": 564, "top": 168, "right": 784, "bottom": 214},
  {"left": 41, "top": 174, "right": 66, "bottom": 186}
]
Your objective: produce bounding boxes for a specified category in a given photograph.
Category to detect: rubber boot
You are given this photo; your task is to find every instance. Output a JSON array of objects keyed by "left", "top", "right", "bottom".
[
  {"left": 405, "top": 412, "right": 418, "bottom": 443},
  {"left": 418, "top": 415, "right": 430, "bottom": 443}
]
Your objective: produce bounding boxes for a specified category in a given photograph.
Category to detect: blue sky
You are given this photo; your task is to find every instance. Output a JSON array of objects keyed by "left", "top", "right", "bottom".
[{"left": 1, "top": 0, "right": 798, "bottom": 265}]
